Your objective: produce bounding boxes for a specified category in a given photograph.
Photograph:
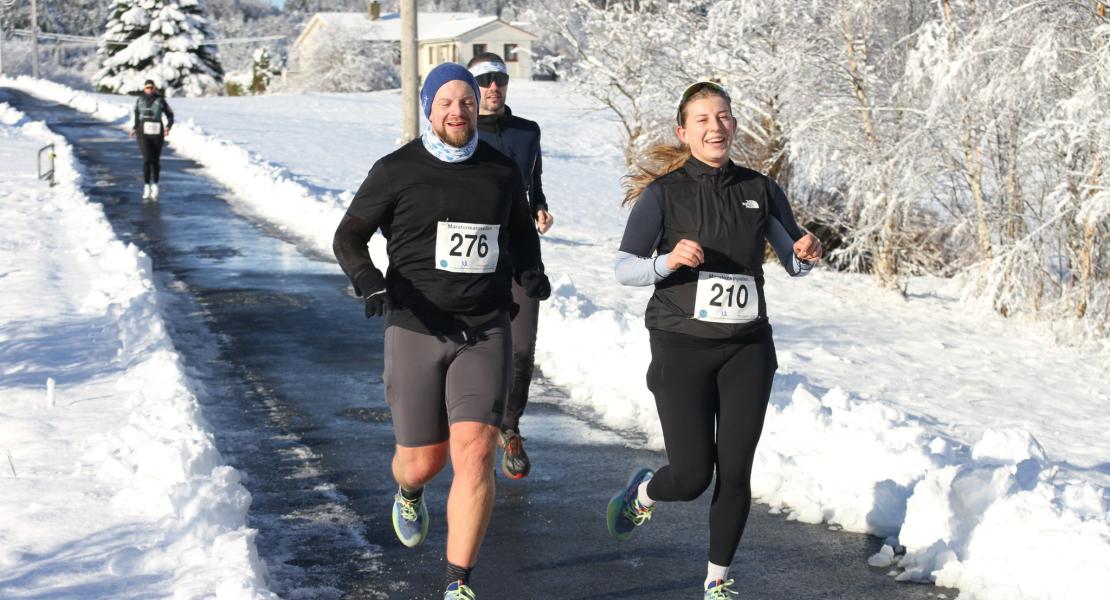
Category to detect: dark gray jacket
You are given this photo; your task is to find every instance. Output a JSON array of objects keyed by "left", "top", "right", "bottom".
[{"left": 476, "top": 106, "right": 547, "bottom": 215}]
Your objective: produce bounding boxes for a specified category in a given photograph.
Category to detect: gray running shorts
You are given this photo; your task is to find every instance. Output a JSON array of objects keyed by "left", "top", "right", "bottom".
[{"left": 383, "top": 315, "right": 511, "bottom": 447}]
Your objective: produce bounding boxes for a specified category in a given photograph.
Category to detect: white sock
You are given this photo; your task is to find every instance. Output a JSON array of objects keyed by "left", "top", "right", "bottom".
[
  {"left": 636, "top": 480, "right": 655, "bottom": 507},
  {"left": 704, "top": 562, "right": 729, "bottom": 589}
]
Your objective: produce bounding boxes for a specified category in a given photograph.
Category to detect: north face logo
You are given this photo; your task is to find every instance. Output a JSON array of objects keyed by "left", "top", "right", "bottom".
[{"left": 742, "top": 200, "right": 760, "bottom": 209}]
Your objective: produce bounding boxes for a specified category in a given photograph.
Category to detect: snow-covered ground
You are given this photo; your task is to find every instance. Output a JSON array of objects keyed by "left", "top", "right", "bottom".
[
  {"left": 3, "top": 76, "right": 1109, "bottom": 600},
  {"left": 0, "top": 100, "right": 276, "bottom": 598}
]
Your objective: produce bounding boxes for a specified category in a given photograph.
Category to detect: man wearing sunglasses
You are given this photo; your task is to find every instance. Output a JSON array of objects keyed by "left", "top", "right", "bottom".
[
  {"left": 467, "top": 52, "right": 553, "bottom": 481},
  {"left": 128, "top": 79, "right": 174, "bottom": 201}
]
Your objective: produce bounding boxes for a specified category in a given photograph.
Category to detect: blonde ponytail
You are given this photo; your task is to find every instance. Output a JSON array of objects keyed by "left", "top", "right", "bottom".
[{"left": 622, "top": 144, "right": 691, "bottom": 207}]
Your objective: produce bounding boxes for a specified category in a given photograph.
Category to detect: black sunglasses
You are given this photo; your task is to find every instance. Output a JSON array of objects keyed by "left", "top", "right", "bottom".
[
  {"left": 475, "top": 72, "right": 509, "bottom": 88},
  {"left": 676, "top": 81, "right": 730, "bottom": 124}
]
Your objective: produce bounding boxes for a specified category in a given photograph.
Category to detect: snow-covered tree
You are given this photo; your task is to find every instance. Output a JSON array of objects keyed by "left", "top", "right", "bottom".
[
  {"left": 249, "top": 46, "right": 274, "bottom": 93},
  {"left": 96, "top": 0, "right": 225, "bottom": 96},
  {"left": 285, "top": 25, "right": 397, "bottom": 92},
  {"left": 527, "top": 0, "right": 707, "bottom": 164}
]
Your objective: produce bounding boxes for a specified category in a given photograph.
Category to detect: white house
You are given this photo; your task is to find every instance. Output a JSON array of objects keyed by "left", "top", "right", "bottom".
[{"left": 293, "top": 7, "right": 539, "bottom": 80}]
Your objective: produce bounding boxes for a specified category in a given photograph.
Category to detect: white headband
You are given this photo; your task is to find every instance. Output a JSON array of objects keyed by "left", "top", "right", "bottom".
[{"left": 469, "top": 61, "right": 508, "bottom": 77}]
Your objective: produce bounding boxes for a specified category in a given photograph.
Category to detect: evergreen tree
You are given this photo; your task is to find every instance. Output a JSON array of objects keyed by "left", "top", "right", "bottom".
[
  {"left": 249, "top": 46, "right": 273, "bottom": 94},
  {"left": 95, "top": 0, "right": 224, "bottom": 96}
]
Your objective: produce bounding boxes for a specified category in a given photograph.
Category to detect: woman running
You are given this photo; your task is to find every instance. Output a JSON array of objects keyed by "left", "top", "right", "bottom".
[
  {"left": 606, "top": 81, "right": 823, "bottom": 599},
  {"left": 128, "top": 79, "right": 173, "bottom": 200}
]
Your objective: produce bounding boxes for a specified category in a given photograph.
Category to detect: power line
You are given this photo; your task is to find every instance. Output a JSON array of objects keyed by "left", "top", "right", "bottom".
[{"left": 9, "top": 29, "right": 285, "bottom": 46}]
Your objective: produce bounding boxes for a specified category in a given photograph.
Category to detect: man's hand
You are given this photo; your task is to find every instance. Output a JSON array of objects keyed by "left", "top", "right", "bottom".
[
  {"left": 666, "top": 239, "right": 704, "bottom": 271},
  {"left": 536, "top": 209, "right": 554, "bottom": 234},
  {"left": 364, "top": 289, "right": 393, "bottom": 318},
  {"left": 518, "top": 269, "right": 551, "bottom": 300},
  {"left": 355, "top": 269, "right": 390, "bottom": 318},
  {"left": 793, "top": 233, "right": 823, "bottom": 262}
]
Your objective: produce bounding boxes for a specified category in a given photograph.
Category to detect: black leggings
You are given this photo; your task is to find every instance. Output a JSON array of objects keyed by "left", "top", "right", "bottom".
[
  {"left": 138, "top": 134, "right": 164, "bottom": 183},
  {"left": 644, "top": 326, "right": 777, "bottom": 566},
  {"left": 504, "top": 280, "right": 539, "bottom": 431}
]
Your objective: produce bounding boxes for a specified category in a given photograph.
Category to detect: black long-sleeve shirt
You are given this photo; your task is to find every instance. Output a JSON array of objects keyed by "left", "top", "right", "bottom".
[{"left": 333, "top": 138, "right": 543, "bottom": 335}]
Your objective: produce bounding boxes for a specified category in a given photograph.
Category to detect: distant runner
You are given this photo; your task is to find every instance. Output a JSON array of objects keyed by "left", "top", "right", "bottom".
[
  {"left": 332, "top": 63, "right": 550, "bottom": 600},
  {"left": 606, "top": 81, "right": 823, "bottom": 599},
  {"left": 467, "top": 52, "right": 554, "bottom": 480},
  {"left": 128, "top": 79, "right": 173, "bottom": 201}
]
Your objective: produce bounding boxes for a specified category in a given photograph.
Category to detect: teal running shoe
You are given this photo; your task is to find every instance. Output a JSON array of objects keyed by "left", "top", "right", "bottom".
[
  {"left": 606, "top": 467, "right": 655, "bottom": 540},
  {"left": 391, "top": 489, "right": 429, "bottom": 547},
  {"left": 704, "top": 578, "right": 739, "bottom": 599},
  {"left": 444, "top": 581, "right": 477, "bottom": 599}
]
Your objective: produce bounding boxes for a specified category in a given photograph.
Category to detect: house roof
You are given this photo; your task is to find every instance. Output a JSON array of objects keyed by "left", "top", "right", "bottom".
[{"left": 304, "top": 12, "right": 521, "bottom": 44}]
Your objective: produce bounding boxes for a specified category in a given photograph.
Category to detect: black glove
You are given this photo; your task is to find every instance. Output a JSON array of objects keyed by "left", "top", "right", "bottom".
[
  {"left": 518, "top": 269, "right": 551, "bottom": 300},
  {"left": 355, "top": 269, "right": 391, "bottom": 318},
  {"left": 363, "top": 289, "right": 393, "bottom": 318}
]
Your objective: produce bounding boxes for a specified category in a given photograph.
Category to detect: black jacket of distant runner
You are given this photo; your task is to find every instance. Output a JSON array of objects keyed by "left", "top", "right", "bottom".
[
  {"left": 333, "top": 138, "right": 544, "bottom": 335},
  {"left": 476, "top": 106, "right": 547, "bottom": 215}
]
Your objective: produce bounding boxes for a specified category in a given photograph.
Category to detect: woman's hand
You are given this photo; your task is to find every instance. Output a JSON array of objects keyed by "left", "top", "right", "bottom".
[
  {"left": 794, "top": 233, "right": 823, "bottom": 262},
  {"left": 666, "top": 239, "right": 704, "bottom": 270}
]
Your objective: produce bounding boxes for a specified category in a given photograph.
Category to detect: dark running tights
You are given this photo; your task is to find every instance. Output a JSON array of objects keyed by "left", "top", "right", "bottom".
[
  {"left": 138, "top": 135, "right": 164, "bottom": 183},
  {"left": 644, "top": 326, "right": 777, "bottom": 566},
  {"left": 503, "top": 280, "right": 539, "bottom": 431}
]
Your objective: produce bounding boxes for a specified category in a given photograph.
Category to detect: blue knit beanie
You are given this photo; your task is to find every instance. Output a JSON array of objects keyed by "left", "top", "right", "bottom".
[{"left": 420, "top": 63, "right": 480, "bottom": 119}]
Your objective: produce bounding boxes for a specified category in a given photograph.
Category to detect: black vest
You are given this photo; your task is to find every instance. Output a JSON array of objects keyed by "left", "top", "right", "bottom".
[{"left": 645, "top": 157, "right": 773, "bottom": 340}]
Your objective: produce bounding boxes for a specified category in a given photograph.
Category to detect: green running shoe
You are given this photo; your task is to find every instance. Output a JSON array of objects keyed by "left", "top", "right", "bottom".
[
  {"left": 606, "top": 467, "right": 655, "bottom": 540},
  {"left": 704, "top": 578, "right": 739, "bottom": 599},
  {"left": 391, "top": 488, "right": 429, "bottom": 547},
  {"left": 498, "top": 427, "right": 531, "bottom": 479},
  {"left": 444, "top": 580, "right": 477, "bottom": 599}
]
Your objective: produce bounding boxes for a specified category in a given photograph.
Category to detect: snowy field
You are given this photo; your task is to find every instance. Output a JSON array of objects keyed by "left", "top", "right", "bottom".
[
  {"left": 2, "top": 76, "right": 1109, "bottom": 600},
  {"left": 0, "top": 100, "right": 276, "bottom": 597}
]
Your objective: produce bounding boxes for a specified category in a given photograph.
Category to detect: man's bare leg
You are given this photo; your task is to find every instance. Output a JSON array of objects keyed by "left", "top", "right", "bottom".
[
  {"left": 445, "top": 421, "right": 498, "bottom": 567},
  {"left": 393, "top": 441, "right": 449, "bottom": 490}
]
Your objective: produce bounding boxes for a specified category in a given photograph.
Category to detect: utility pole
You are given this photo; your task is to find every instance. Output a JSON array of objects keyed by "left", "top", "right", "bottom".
[
  {"left": 30, "top": 0, "right": 39, "bottom": 78},
  {"left": 400, "top": 0, "right": 418, "bottom": 142},
  {"left": 0, "top": 0, "right": 15, "bottom": 76}
]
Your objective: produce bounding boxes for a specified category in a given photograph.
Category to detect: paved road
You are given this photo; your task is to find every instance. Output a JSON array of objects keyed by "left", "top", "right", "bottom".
[{"left": 3, "top": 87, "right": 953, "bottom": 600}]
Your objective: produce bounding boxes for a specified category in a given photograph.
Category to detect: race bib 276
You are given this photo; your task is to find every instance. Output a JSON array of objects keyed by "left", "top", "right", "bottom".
[{"left": 435, "top": 222, "right": 500, "bottom": 274}]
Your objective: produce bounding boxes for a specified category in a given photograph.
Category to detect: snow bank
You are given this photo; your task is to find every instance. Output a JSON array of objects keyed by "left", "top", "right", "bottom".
[
  {"left": 0, "top": 100, "right": 276, "bottom": 598},
  {"left": 8, "top": 77, "right": 1109, "bottom": 600}
]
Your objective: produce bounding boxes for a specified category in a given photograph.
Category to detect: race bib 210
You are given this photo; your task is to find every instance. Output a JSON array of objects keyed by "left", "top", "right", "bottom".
[{"left": 693, "top": 271, "right": 759, "bottom": 323}]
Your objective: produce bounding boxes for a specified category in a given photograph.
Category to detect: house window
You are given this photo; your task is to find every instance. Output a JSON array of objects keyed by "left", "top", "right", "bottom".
[
  {"left": 472, "top": 43, "right": 487, "bottom": 58},
  {"left": 427, "top": 46, "right": 433, "bottom": 64},
  {"left": 504, "top": 43, "right": 519, "bottom": 62}
]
